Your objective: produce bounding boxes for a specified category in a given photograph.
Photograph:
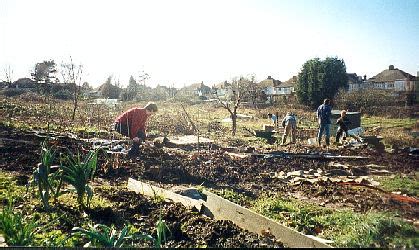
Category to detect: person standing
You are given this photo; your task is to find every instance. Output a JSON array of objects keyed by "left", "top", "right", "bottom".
[
  {"left": 114, "top": 102, "right": 158, "bottom": 157},
  {"left": 267, "top": 113, "right": 277, "bottom": 125},
  {"left": 281, "top": 112, "right": 297, "bottom": 145},
  {"left": 317, "top": 99, "right": 332, "bottom": 147}
]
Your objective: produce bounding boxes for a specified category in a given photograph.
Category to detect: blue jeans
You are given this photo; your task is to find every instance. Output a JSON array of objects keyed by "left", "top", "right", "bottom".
[{"left": 318, "top": 123, "right": 331, "bottom": 145}]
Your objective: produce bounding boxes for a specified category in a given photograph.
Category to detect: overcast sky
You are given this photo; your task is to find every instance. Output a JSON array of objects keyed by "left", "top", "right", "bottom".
[{"left": 1, "top": 0, "right": 418, "bottom": 88}]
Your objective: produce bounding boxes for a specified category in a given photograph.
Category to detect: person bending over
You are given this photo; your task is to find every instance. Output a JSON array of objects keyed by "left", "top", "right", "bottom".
[{"left": 114, "top": 102, "right": 158, "bottom": 157}]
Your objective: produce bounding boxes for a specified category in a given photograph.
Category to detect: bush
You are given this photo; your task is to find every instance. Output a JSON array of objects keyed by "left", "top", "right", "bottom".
[
  {"left": 1, "top": 88, "right": 26, "bottom": 97},
  {"left": 335, "top": 89, "right": 411, "bottom": 117},
  {"left": 53, "top": 89, "right": 73, "bottom": 100}
]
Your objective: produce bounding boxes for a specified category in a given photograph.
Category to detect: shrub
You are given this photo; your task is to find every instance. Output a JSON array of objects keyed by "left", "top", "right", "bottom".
[
  {"left": 335, "top": 89, "right": 411, "bottom": 117},
  {"left": 1, "top": 88, "right": 26, "bottom": 97},
  {"left": 53, "top": 89, "right": 73, "bottom": 100}
]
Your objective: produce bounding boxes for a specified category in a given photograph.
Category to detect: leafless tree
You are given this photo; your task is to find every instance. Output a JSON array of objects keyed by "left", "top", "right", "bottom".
[
  {"left": 214, "top": 76, "right": 253, "bottom": 136},
  {"left": 3, "top": 65, "right": 13, "bottom": 85},
  {"left": 138, "top": 70, "right": 150, "bottom": 86},
  {"left": 60, "top": 56, "right": 83, "bottom": 121}
]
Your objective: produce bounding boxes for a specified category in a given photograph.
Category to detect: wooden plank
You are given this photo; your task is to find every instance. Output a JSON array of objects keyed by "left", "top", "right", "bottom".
[
  {"left": 169, "top": 135, "right": 213, "bottom": 146},
  {"left": 202, "top": 190, "right": 332, "bottom": 248},
  {"left": 127, "top": 178, "right": 203, "bottom": 210},
  {"left": 127, "top": 178, "right": 332, "bottom": 248}
]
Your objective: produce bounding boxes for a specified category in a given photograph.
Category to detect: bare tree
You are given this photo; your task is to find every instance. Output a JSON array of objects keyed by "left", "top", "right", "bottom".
[
  {"left": 3, "top": 65, "right": 13, "bottom": 85},
  {"left": 214, "top": 76, "right": 253, "bottom": 136},
  {"left": 60, "top": 57, "right": 83, "bottom": 121},
  {"left": 138, "top": 70, "right": 150, "bottom": 86}
]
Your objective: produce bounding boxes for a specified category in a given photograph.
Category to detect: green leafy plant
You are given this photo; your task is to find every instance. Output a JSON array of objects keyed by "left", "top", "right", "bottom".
[
  {"left": 60, "top": 149, "right": 98, "bottom": 208},
  {"left": 0, "top": 202, "right": 37, "bottom": 246},
  {"left": 32, "top": 141, "right": 61, "bottom": 210},
  {"left": 154, "top": 213, "right": 170, "bottom": 248},
  {"left": 72, "top": 224, "right": 134, "bottom": 247}
]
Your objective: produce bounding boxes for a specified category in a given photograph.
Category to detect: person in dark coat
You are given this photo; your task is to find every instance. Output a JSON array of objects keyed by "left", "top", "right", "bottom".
[
  {"left": 317, "top": 99, "right": 332, "bottom": 147},
  {"left": 335, "top": 110, "right": 350, "bottom": 143}
]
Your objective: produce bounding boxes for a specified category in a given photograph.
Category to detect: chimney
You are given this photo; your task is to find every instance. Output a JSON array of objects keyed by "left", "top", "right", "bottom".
[
  {"left": 267, "top": 76, "right": 272, "bottom": 79},
  {"left": 293, "top": 76, "right": 297, "bottom": 82},
  {"left": 389, "top": 65, "right": 395, "bottom": 70},
  {"left": 363, "top": 75, "right": 367, "bottom": 81}
]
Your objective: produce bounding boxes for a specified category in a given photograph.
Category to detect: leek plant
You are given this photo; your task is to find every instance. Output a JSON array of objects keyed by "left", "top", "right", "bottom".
[
  {"left": 32, "top": 141, "right": 61, "bottom": 210},
  {"left": 154, "top": 214, "right": 170, "bottom": 248},
  {"left": 72, "top": 216, "right": 171, "bottom": 248},
  {"left": 0, "top": 202, "right": 37, "bottom": 246},
  {"left": 61, "top": 149, "right": 98, "bottom": 208},
  {"left": 72, "top": 224, "right": 133, "bottom": 247}
]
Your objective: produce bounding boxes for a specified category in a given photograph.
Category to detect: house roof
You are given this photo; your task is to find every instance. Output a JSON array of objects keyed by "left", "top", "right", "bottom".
[
  {"left": 281, "top": 76, "right": 298, "bottom": 88},
  {"left": 181, "top": 82, "right": 211, "bottom": 91},
  {"left": 347, "top": 73, "right": 361, "bottom": 84},
  {"left": 369, "top": 66, "right": 416, "bottom": 83},
  {"left": 213, "top": 81, "right": 231, "bottom": 89},
  {"left": 259, "top": 76, "right": 281, "bottom": 88}
]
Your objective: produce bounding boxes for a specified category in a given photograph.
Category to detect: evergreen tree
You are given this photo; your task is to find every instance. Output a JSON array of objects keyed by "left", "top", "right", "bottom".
[{"left": 296, "top": 57, "right": 348, "bottom": 108}]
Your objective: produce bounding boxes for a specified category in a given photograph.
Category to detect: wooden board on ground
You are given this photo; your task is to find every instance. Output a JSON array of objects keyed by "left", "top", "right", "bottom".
[
  {"left": 202, "top": 190, "right": 332, "bottom": 248},
  {"left": 168, "top": 135, "right": 213, "bottom": 146},
  {"left": 127, "top": 178, "right": 332, "bottom": 248},
  {"left": 127, "top": 178, "right": 203, "bottom": 210}
]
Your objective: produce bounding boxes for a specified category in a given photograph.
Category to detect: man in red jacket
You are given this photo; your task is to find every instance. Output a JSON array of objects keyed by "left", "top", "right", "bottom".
[{"left": 114, "top": 102, "right": 158, "bottom": 157}]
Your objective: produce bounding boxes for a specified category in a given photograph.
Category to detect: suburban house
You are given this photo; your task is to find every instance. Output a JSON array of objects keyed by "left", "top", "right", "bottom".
[
  {"left": 346, "top": 65, "right": 418, "bottom": 103},
  {"left": 178, "top": 82, "right": 212, "bottom": 98},
  {"left": 212, "top": 81, "right": 234, "bottom": 99},
  {"left": 347, "top": 73, "right": 365, "bottom": 92},
  {"left": 259, "top": 76, "right": 296, "bottom": 103},
  {"left": 368, "top": 65, "right": 416, "bottom": 92},
  {"left": 280, "top": 76, "right": 297, "bottom": 96}
]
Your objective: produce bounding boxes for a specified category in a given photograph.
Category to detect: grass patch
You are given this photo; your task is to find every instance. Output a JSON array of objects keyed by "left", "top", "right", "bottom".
[
  {"left": 211, "top": 188, "right": 253, "bottom": 206},
  {"left": 252, "top": 195, "right": 418, "bottom": 248},
  {"left": 0, "top": 173, "right": 28, "bottom": 205},
  {"left": 362, "top": 116, "right": 416, "bottom": 129},
  {"left": 379, "top": 175, "right": 419, "bottom": 197}
]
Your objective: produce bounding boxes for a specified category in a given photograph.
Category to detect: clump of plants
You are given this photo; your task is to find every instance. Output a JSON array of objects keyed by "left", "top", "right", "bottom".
[
  {"left": 72, "top": 217, "right": 170, "bottom": 248},
  {"left": 32, "top": 141, "right": 61, "bottom": 210},
  {"left": 61, "top": 149, "right": 99, "bottom": 208},
  {"left": 0, "top": 201, "right": 37, "bottom": 246}
]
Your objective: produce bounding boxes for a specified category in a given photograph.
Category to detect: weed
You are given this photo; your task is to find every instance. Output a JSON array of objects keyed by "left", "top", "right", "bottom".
[
  {"left": 252, "top": 195, "right": 418, "bottom": 248},
  {"left": 380, "top": 175, "right": 418, "bottom": 197},
  {"left": 318, "top": 210, "right": 418, "bottom": 248},
  {"left": 214, "top": 188, "right": 252, "bottom": 206}
]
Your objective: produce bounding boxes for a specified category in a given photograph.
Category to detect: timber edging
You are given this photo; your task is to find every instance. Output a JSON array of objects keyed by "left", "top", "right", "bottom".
[{"left": 127, "top": 178, "right": 332, "bottom": 248}]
